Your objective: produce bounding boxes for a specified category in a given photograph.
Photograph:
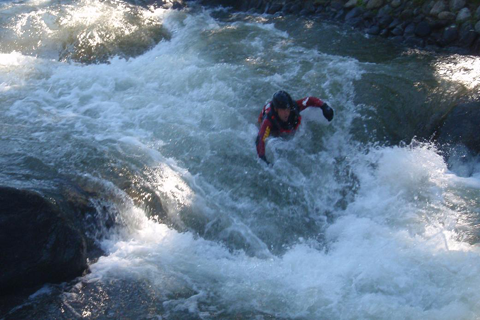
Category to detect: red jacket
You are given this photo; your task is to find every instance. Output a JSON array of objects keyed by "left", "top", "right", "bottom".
[{"left": 256, "top": 97, "right": 325, "bottom": 161}]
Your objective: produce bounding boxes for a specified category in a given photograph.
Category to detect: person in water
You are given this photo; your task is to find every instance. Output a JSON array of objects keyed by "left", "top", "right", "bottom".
[{"left": 256, "top": 90, "right": 334, "bottom": 163}]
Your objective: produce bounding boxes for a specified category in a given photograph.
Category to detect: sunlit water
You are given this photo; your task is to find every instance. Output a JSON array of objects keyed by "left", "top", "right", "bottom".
[{"left": 2, "top": 0, "right": 480, "bottom": 319}]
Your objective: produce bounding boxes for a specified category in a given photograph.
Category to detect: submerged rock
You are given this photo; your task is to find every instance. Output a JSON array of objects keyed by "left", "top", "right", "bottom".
[
  {"left": 0, "top": 187, "right": 87, "bottom": 294},
  {"left": 436, "top": 102, "right": 480, "bottom": 154}
]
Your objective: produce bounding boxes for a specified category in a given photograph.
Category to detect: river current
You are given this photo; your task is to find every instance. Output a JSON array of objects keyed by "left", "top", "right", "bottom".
[{"left": 2, "top": 0, "right": 480, "bottom": 318}]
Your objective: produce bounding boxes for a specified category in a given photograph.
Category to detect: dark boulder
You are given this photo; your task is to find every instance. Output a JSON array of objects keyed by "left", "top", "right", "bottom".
[
  {"left": 198, "top": 0, "right": 242, "bottom": 9},
  {"left": 300, "top": 1, "right": 316, "bottom": 15},
  {"left": 282, "top": 2, "right": 294, "bottom": 13},
  {"left": 347, "top": 17, "right": 365, "bottom": 28},
  {"left": 290, "top": 2, "right": 303, "bottom": 14},
  {"left": 415, "top": 20, "right": 432, "bottom": 37},
  {"left": 405, "top": 36, "right": 425, "bottom": 47},
  {"left": 345, "top": 7, "right": 364, "bottom": 21},
  {"left": 315, "top": 5, "right": 325, "bottom": 13},
  {"left": 458, "top": 22, "right": 478, "bottom": 47},
  {"left": 330, "top": 1, "right": 344, "bottom": 12},
  {"left": 400, "top": 8, "right": 414, "bottom": 19},
  {"left": 377, "top": 4, "right": 393, "bottom": 17},
  {"left": 458, "top": 29, "right": 477, "bottom": 47},
  {"left": 391, "top": 35, "right": 405, "bottom": 43},
  {"left": 436, "top": 102, "right": 480, "bottom": 154},
  {"left": 473, "top": 38, "right": 480, "bottom": 55},
  {"left": 428, "top": 30, "right": 444, "bottom": 45},
  {"left": 0, "top": 187, "right": 87, "bottom": 294},
  {"left": 378, "top": 14, "right": 394, "bottom": 27},
  {"left": 388, "top": 18, "right": 402, "bottom": 29},
  {"left": 335, "top": 9, "right": 347, "bottom": 20},
  {"left": 363, "top": 11, "right": 377, "bottom": 19},
  {"left": 391, "top": 25, "right": 404, "bottom": 36},
  {"left": 266, "top": 3, "right": 283, "bottom": 14},
  {"left": 367, "top": 25, "right": 381, "bottom": 35},
  {"left": 404, "top": 22, "right": 416, "bottom": 35},
  {"left": 441, "top": 25, "right": 459, "bottom": 45},
  {"left": 171, "top": 1, "right": 184, "bottom": 10}
]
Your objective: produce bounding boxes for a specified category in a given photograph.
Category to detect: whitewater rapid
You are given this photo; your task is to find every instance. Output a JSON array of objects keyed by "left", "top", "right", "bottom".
[{"left": 2, "top": 1, "right": 480, "bottom": 319}]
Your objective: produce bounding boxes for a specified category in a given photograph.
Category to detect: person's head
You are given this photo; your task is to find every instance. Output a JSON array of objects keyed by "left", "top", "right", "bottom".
[{"left": 271, "top": 90, "right": 294, "bottom": 122}]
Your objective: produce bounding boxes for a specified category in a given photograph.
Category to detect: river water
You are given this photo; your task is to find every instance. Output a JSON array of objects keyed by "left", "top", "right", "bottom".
[{"left": 2, "top": 0, "right": 480, "bottom": 319}]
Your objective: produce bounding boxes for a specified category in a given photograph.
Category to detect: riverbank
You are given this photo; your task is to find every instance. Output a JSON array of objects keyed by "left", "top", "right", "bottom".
[{"left": 197, "top": 0, "right": 480, "bottom": 55}]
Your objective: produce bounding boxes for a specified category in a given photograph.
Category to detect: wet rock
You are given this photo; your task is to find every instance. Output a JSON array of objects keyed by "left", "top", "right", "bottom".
[
  {"left": 344, "top": 0, "right": 358, "bottom": 9},
  {"left": 363, "top": 10, "right": 377, "bottom": 19},
  {"left": 266, "top": 3, "right": 283, "bottom": 14},
  {"left": 0, "top": 187, "right": 87, "bottom": 294},
  {"left": 421, "top": 0, "right": 435, "bottom": 15},
  {"left": 429, "top": 30, "right": 444, "bottom": 44},
  {"left": 330, "top": 1, "right": 345, "bottom": 12},
  {"left": 378, "top": 14, "right": 394, "bottom": 27},
  {"left": 380, "top": 28, "right": 390, "bottom": 37},
  {"left": 300, "top": 1, "right": 316, "bottom": 15},
  {"left": 391, "top": 35, "right": 405, "bottom": 43},
  {"left": 413, "top": 12, "right": 426, "bottom": 23},
  {"left": 282, "top": 2, "right": 294, "bottom": 13},
  {"left": 437, "top": 102, "right": 480, "bottom": 154},
  {"left": 171, "top": 1, "right": 184, "bottom": 10},
  {"left": 405, "top": 36, "right": 425, "bottom": 47},
  {"left": 367, "top": 25, "right": 381, "bottom": 35},
  {"left": 392, "top": 25, "right": 404, "bottom": 35},
  {"left": 458, "top": 23, "right": 478, "bottom": 47},
  {"left": 437, "top": 11, "right": 455, "bottom": 20},
  {"left": 442, "top": 25, "right": 459, "bottom": 44},
  {"left": 388, "top": 18, "right": 402, "bottom": 29},
  {"left": 400, "top": 8, "right": 414, "bottom": 19},
  {"left": 415, "top": 20, "right": 432, "bottom": 37},
  {"left": 404, "top": 22, "right": 416, "bottom": 35},
  {"left": 347, "top": 16, "right": 365, "bottom": 27},
  {"left": 377, "top": 4, "right": 393, "bottom": 16},
  {"left": 449, "top": 0, "right": 466, "bottom": 12},
  {"left": 291, "top": 2, "right": 303, "bottom": 13},
  {"left": 367, "top": 0, "right": 384, "bottom": 10},
  {"left": 413, "top": 6, "right": 423, "bottom": 16},
  {"left": 456, "top": 7, "right": 471, "bottom": 23},
  {"left": 476, "top": 21, "right": 480, "bottom": 34},
  {"left": 335, "top": 9, "right": 347, "bottom": 20},
  {"left": 473, "top": 38, "right": 480, "bottom": 54},
  {"left": 315, "top": 5, "right": 325, "bottom": 13},
  {"left": 346, "top": 7, "right": 364, "bottom": 20},
  {"left": 430, "top": 0, "right": 447, "bottom": 16},
  {"left": 458, "top": 29, "right": 477, "bottom": 47},
  {"left": 429, "top": 18, "right": 451, "bottom": 29},
  {"left": 393, "top": 0, "right": 403, "bottom": 7},
  {"left": 199, "top": 0, "right": 240, "bottom": 9}
]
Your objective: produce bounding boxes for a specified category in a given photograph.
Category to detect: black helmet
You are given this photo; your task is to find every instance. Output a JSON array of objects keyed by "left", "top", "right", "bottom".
[{"left": 271, "top": 90, "right": 294, "bottom": 110}]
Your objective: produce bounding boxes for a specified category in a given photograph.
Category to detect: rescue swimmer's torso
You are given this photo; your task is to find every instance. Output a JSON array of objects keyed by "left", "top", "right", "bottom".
[
  {"left": 255, "top": 96, "right": 326, "bottom": 162},
  {"left": 259, "top": 102, "right": 301, "bottom": 135}
]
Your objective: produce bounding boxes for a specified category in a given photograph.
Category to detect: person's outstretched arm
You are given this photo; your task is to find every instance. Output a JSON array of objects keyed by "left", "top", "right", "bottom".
[{"left": 296, "top": 97, "right": 334, "bottom": 121}]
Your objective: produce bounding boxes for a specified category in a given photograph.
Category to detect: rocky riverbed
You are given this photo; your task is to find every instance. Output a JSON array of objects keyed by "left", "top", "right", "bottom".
[{"left": 198, "top": 0, "right": 480, "bottom": 55}]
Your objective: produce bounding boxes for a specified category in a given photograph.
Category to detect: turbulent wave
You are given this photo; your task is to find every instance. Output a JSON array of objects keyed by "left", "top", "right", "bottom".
[{"left": 0, "top": 0, "right": 169, "bottom": 63}]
